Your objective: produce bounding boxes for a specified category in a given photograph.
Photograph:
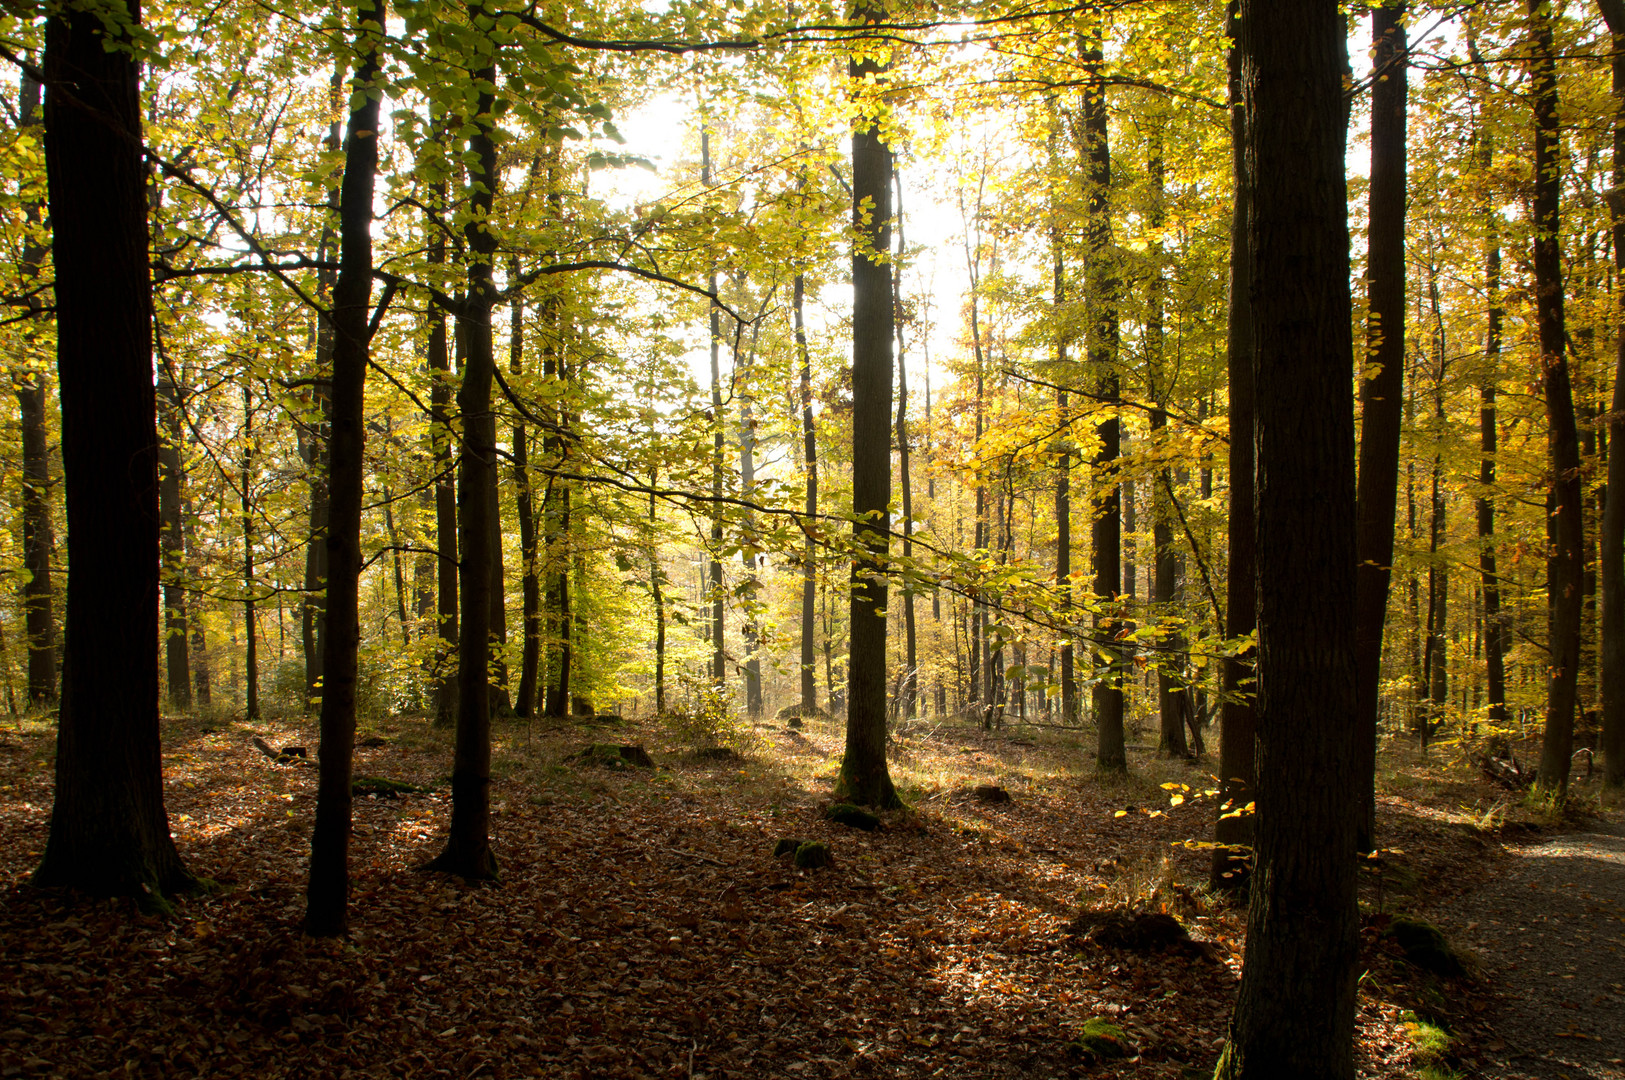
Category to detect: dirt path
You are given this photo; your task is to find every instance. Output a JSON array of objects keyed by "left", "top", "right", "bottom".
[{"left": 1444, "top": 813, "right": 1625, "bottom": 1080}]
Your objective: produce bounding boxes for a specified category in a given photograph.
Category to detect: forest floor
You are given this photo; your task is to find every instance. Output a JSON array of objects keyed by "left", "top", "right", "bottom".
[{"left": 0, "top": 706, "right": 1618, "bottom": 1079}]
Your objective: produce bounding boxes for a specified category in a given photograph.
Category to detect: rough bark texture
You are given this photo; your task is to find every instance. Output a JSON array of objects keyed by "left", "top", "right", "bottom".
[
  {"left": 1212, "top": 1, "right": 1256, "bottom": 894},
  {"left": 33, "top": 0, "right": 194, "bottom": 901},
  {"left": 425, "top": 28, "right": 499, "bottom": 879},
  {"left": 304, "top": 0, "right": 383, "bottom": 935},
  {"left": 1352, "top": 1, "right": 1407, "bottom": 852},
  {"left": 1530, "top": 0, "right": 1584, "bottom": 794},
  {"left": 1219, "top": 1, "right": 1361, "bottom": 1074},
  {"left": 836, "top": 0, "right": 900, "bottom": 809},
  {"left": 1598, "top": 0, "right": 1625, "bottom": 788}
]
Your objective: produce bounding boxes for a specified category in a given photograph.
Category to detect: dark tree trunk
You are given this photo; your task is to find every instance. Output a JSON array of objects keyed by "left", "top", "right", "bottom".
[
  {"left": 512, "top": 286, "right": 542, "bottom": 719},
  {"left": 895, "top": 173, "right": 916, "bottom": 723},
  {"left": 304, "top": 0, "right": 384, "bottom": 936},
  {"left": 1082, "top": 28, "right": 1125, "bottom": 772},
  {"left": 15, "top": 71, "right": 57, "bottom": 708},
  {"left": 795, "top": 273, "right": 819, "bottom": 714},
  {"left": 157, "top": 371, "right": 188, "bottom": 709},
  {"left": 1218, "top": 1, "right": 1360, "bottom": 1074},
  {"left": 428, "top": 183, "right": 458, "bottom": 729},
  {"left": 187, "top": 495, "right": 211, "bottom": 705},
  {"left": 1352, "top": 0, "right": 1407, "bottom": 852},
  {"left": 486, "top": 430, "right": 510, "bottom": 715},
  {"left": 700, "top": 127, "right": 727, "bottom": 692},
  {"left": 1530, "top": 0, "right": 1584, "bottom": 794},
  {"left": 241, "top": 386, "right": 259, "bottom": 724},
  {"left": 1601, "top": 0, "right": 1625, "bottom": 787},
  {"left": 33, "top": 0, "right": 194, "bottom": 901},
  {"left": 1053, "top": 226, "right": 1076, "bottom": 728},
  {"left": 425, "top": 27, "right": 499, "bottom": 879},
  {"left": 836, "top": 0, "right": 900, "bottom": 808},
  {"left": 1213, "top": 1, "right": 1257, "bottom": 894}
]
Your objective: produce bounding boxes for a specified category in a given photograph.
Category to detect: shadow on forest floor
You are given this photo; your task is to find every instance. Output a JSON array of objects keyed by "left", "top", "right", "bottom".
[{"left": 0, "top": 707, "right": 1612, "bottom": 1079}]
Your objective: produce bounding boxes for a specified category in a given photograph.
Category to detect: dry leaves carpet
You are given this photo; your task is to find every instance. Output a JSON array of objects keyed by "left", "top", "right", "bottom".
[{"left": 0, "top": 711, "right": 1544, "bottom": 1078}]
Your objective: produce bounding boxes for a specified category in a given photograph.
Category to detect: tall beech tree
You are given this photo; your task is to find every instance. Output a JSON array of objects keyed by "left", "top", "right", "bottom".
[
  {"left": 33, "top": 0, "right": 194, "bottom": 900},
  {"left": 1529, "top": 0, "right": 1584, "bottom": 794},
  {"left": 1219, "top": 0, "right": 1360, "bottom": 1073},
  {"left": 1353, "top": 0, "right": 1407, "bottom": 851},
  {"left": 306, "top": 0, "right": 386, "bottom": 936},
  {"left": 1601, "top": 0, "right": 1625, "bottom": 788},
  {"left": 836, "top": 0, "right": 900, "bottom": 809}
]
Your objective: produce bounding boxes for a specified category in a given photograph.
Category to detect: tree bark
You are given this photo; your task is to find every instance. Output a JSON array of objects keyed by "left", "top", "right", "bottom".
[
  {"left": 701, "top": 126, "right": 726, "bottom": 693},
  {"left": 1530, "top": 0, "right": 1584, "bottom": 794},
  {"left": 304, "top": 0, "right": 384, "bottom": 936},
  {"left": 428, "top": 184, "right": 458, "bottom": 729},
  {"left": 1600, "top": 0, "right": 1625, "bottom": 787},
  {"left": 1212, "top": 0, "right": 1257, "bottom": 894},
  {"left": 1053, "top": 224, "right": 1076, "bottom": 728},
  {"left": 1352, "top": 0, "right": 1407, "bottom": 852},
  {"left": 795, "top": 273, "right": 819, "bottom": 715},
  {"left": 33, "top": 0, "right": 194, "bottom": 901},
  {"left": 895, "top": 171, "right": 916, "bottom": 724},
  {"left": 14, "top": 70, "right": 57, "bottom": 708},
  {"left": 1081, "top": 27, "right": 1126, "bottom": 772},
  {"left": 1218, "top": 1, "right": 1360, "bottom": 1074},
  {"left": 836, "top": 0, "right": 901, "bottom": 809},
  {"left": 425, "top": 20, "right": 499, "bottom": 879},
  {"left": 512, "top": 283, "right": 542, "bottom": 718}
]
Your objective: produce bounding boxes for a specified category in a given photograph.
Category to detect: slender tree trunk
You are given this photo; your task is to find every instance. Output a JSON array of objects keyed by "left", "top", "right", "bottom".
[
  {"left": 701, "top": 126, "right": 726, "bottom": 692},
  {"left": 895, "top": 171, "right": 916, "bottom": 723},
  {"left": 428, "top": 184, "right": 458, "bottom": 729},
  {"left": 795, "top": 274, "right": 819, "bottom": 715},
  {"left": 1218, "top": 2, "right": 1360, "bottom": 1074},
  {"left": 512, "top": 285, "right": 542, "bottom": 718},
  {"left": 837, "top": 0, "right": 901, "bottom": 808},
  {"left": 1082, "top": 27, "right": 1126, "bottom": 772},
  {"left": 188, "top": 495, "right": 211, "bottom": 706},
  {"left": 1213, "top": 1, "right": 1257, "bottom": 894},
  {"left": 426, "top": 24, "right": 499, "bottom": 879},
  {"left": 157, "top": 370, "right": 188, "bottom": 709},
  {"left": 1530, "top": 0, "right": 1584, "bottom": 794},
  {"left": 1600, "top": 0, "right": 1625, "bottom": 787},
  {"left": 14, "top": 70, "right": 56, "bottom": 708},
  {"left": 305, "top": 0, "right": 384, "bottom": 935},
  {"left": 241, "top": 385, "right": 259, "bottom": 723},
  {"left": 1352, "top": 0, "right": 1407, "bottom": 851},
  {"left": 33, "top": 0, "right": 194, "bottom": 901},
  {"left": 1053, "top": 225, "right": 1076, "bottom": 728}
]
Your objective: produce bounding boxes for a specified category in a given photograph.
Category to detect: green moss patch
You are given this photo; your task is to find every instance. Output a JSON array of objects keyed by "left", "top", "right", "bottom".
[
  {"left": 1384, "top": 916, "right": 1467, "bottom": 977},
  {"left": 773, "top": 837, "right": 805, "bottom": 858},
  {"left": 793, "top": 841, "right": 832, "bottom": 869},
  {"left": 1067, "top": 1017, "right": 1136, "bottom": 1061},
  {"left": 578, "top": 744, "right": 654, "bottom": 770}
]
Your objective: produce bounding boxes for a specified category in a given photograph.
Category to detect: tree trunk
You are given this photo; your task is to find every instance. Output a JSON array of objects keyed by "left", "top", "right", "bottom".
[
  {"left": 305, "top": 0, "right": 384, "bottom": 935},
  {"left": 701, "top": 126, "right": 726, "bottom": 692},
  {"left": 837, "top": 0, "right": 901, "bottom": 809},
  {"left": 1082, "top": 27, "right": 1125, "bottom": 772},
  {"left": 425, "top": 24, "right": 499, "bottom": 879},
  {"left": 895, "top": 171, "right": 916, "bottom": 724},
  {"left": 1352, "top": 0, "right": 1407, "bottom": 852},
  {"left": 1053, "top": 225, "right": 1076, "bottom": 728},
  {"left": 14, "top": 70, "right": 57, "bottom": 708},
  {"left": 428, "top": 184, "right": 458, "bottom": 729},
  {"left": 1600, "top": 0, "right": 1625, "bottom": 787},
  {"left": 1213, "top": 0, "right": 1257, "bottom": 894},
  {"left": 157, "top": 370, "right": 188, "bottom": 709},
  {"left": 1218, "top": 1, "right": 1360, "bottom": 1074},
  {"left": 795, "top": 273, "right": 819, "bottom": 714},
  {"left": 33, "top": 0, "right": 194, "bottom": 901},
  {"left": 1530, "top": 0, "right": 1584, "bottom": 794},
  {"left": 512, "top": 284, "right": 542, "bottom": 718},
  {"left": 241, "top": 385, "right": 259, "bottom": 723}
]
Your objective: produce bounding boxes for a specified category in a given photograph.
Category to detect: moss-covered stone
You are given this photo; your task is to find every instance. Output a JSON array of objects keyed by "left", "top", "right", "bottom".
[
  {"left": 793, "top": 841, "right": 832, "bottom": 869},
  {"left": 578, "top": 744, "right": 654, "bottom": 770},
  {"left": 773, "top": 837, "right": 805, "bottom": 858},
  {"left": 352, "top": 775, "right": 422, "bottom": 797},
  {"left": 1385, "top": 916, "right": 1467, "bottom": 976},
  {"left": 1067, "top": 1017, "right": 1137, "bottom": 1061},
  {"left": 824, "top": 803, "right": 881, "bottom": 831}
]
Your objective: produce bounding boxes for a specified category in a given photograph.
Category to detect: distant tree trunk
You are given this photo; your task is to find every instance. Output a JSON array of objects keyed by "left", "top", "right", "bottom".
[
  {"left": 305, "top": 0, "right": 384, "bottom": 935},
  {"left": 428, "top": 188, "right": 458, "bottom": 730},
  {"left": 14, "top": 70, "right": 57, "bottom": 708},
  {"left": 486, "top": 431, "right": 511, "bottom": 715},
  {"left": 240, "top": 384, "right": 260, "bottom": 724},
  {"left": 1212, "top": 0, "right": 1257, "bottom": 894},
  {"left": 33, "top": 0, "right": 195, "bottom": 900},
  {"left": 1599, "top": 0, "right": 1625, "bottom": 787},
  {"left": 157, "top": 370, "right": 189, "bottom": 709},
  {"left": 895, "top": 172, "right": 917, "bottom": 723},
  {"left": 1217, "top": 1, "right": 1360, "bottom": 1074},
  {"left": 1053, "top": 226, "right": 1076, "bottom": 727},
  {"left": 795, "top": 273, "right": 819, "bottom": 714},
  {"left": 1082, "top": 27, "right": 1125, "bottom": 772},
  {"left": 188, "top": 498, "right": 212, "bottom": 706},
  {"left": 740, "top": 392, "right": 764, "bottom": 719},
  {"left": 647, "top": 460, "right": 667, "bottom": 715},
  {"left": 1529, "top": 0, "right": 1584, "bottom": 794},
  {"left": 425, "top": 25, "right": 499, "bottom": 879},
  {"left": 701, "top": 126, "right": 726, "bottom": 692},
  {"left": 837, "top": 0, "right": 901, "bottom": 809},
  {"left": 512, "top": 284, "right": 541, "bottom": 719},
  {"left": 1352, "top": 0, "right": 1407, "bottom": 852}
]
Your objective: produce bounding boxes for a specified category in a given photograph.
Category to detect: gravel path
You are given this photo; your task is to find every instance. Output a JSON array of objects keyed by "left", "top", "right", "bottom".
[{"left": 1447, "top": 816, "right": 1625, "bottom": 1080}]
